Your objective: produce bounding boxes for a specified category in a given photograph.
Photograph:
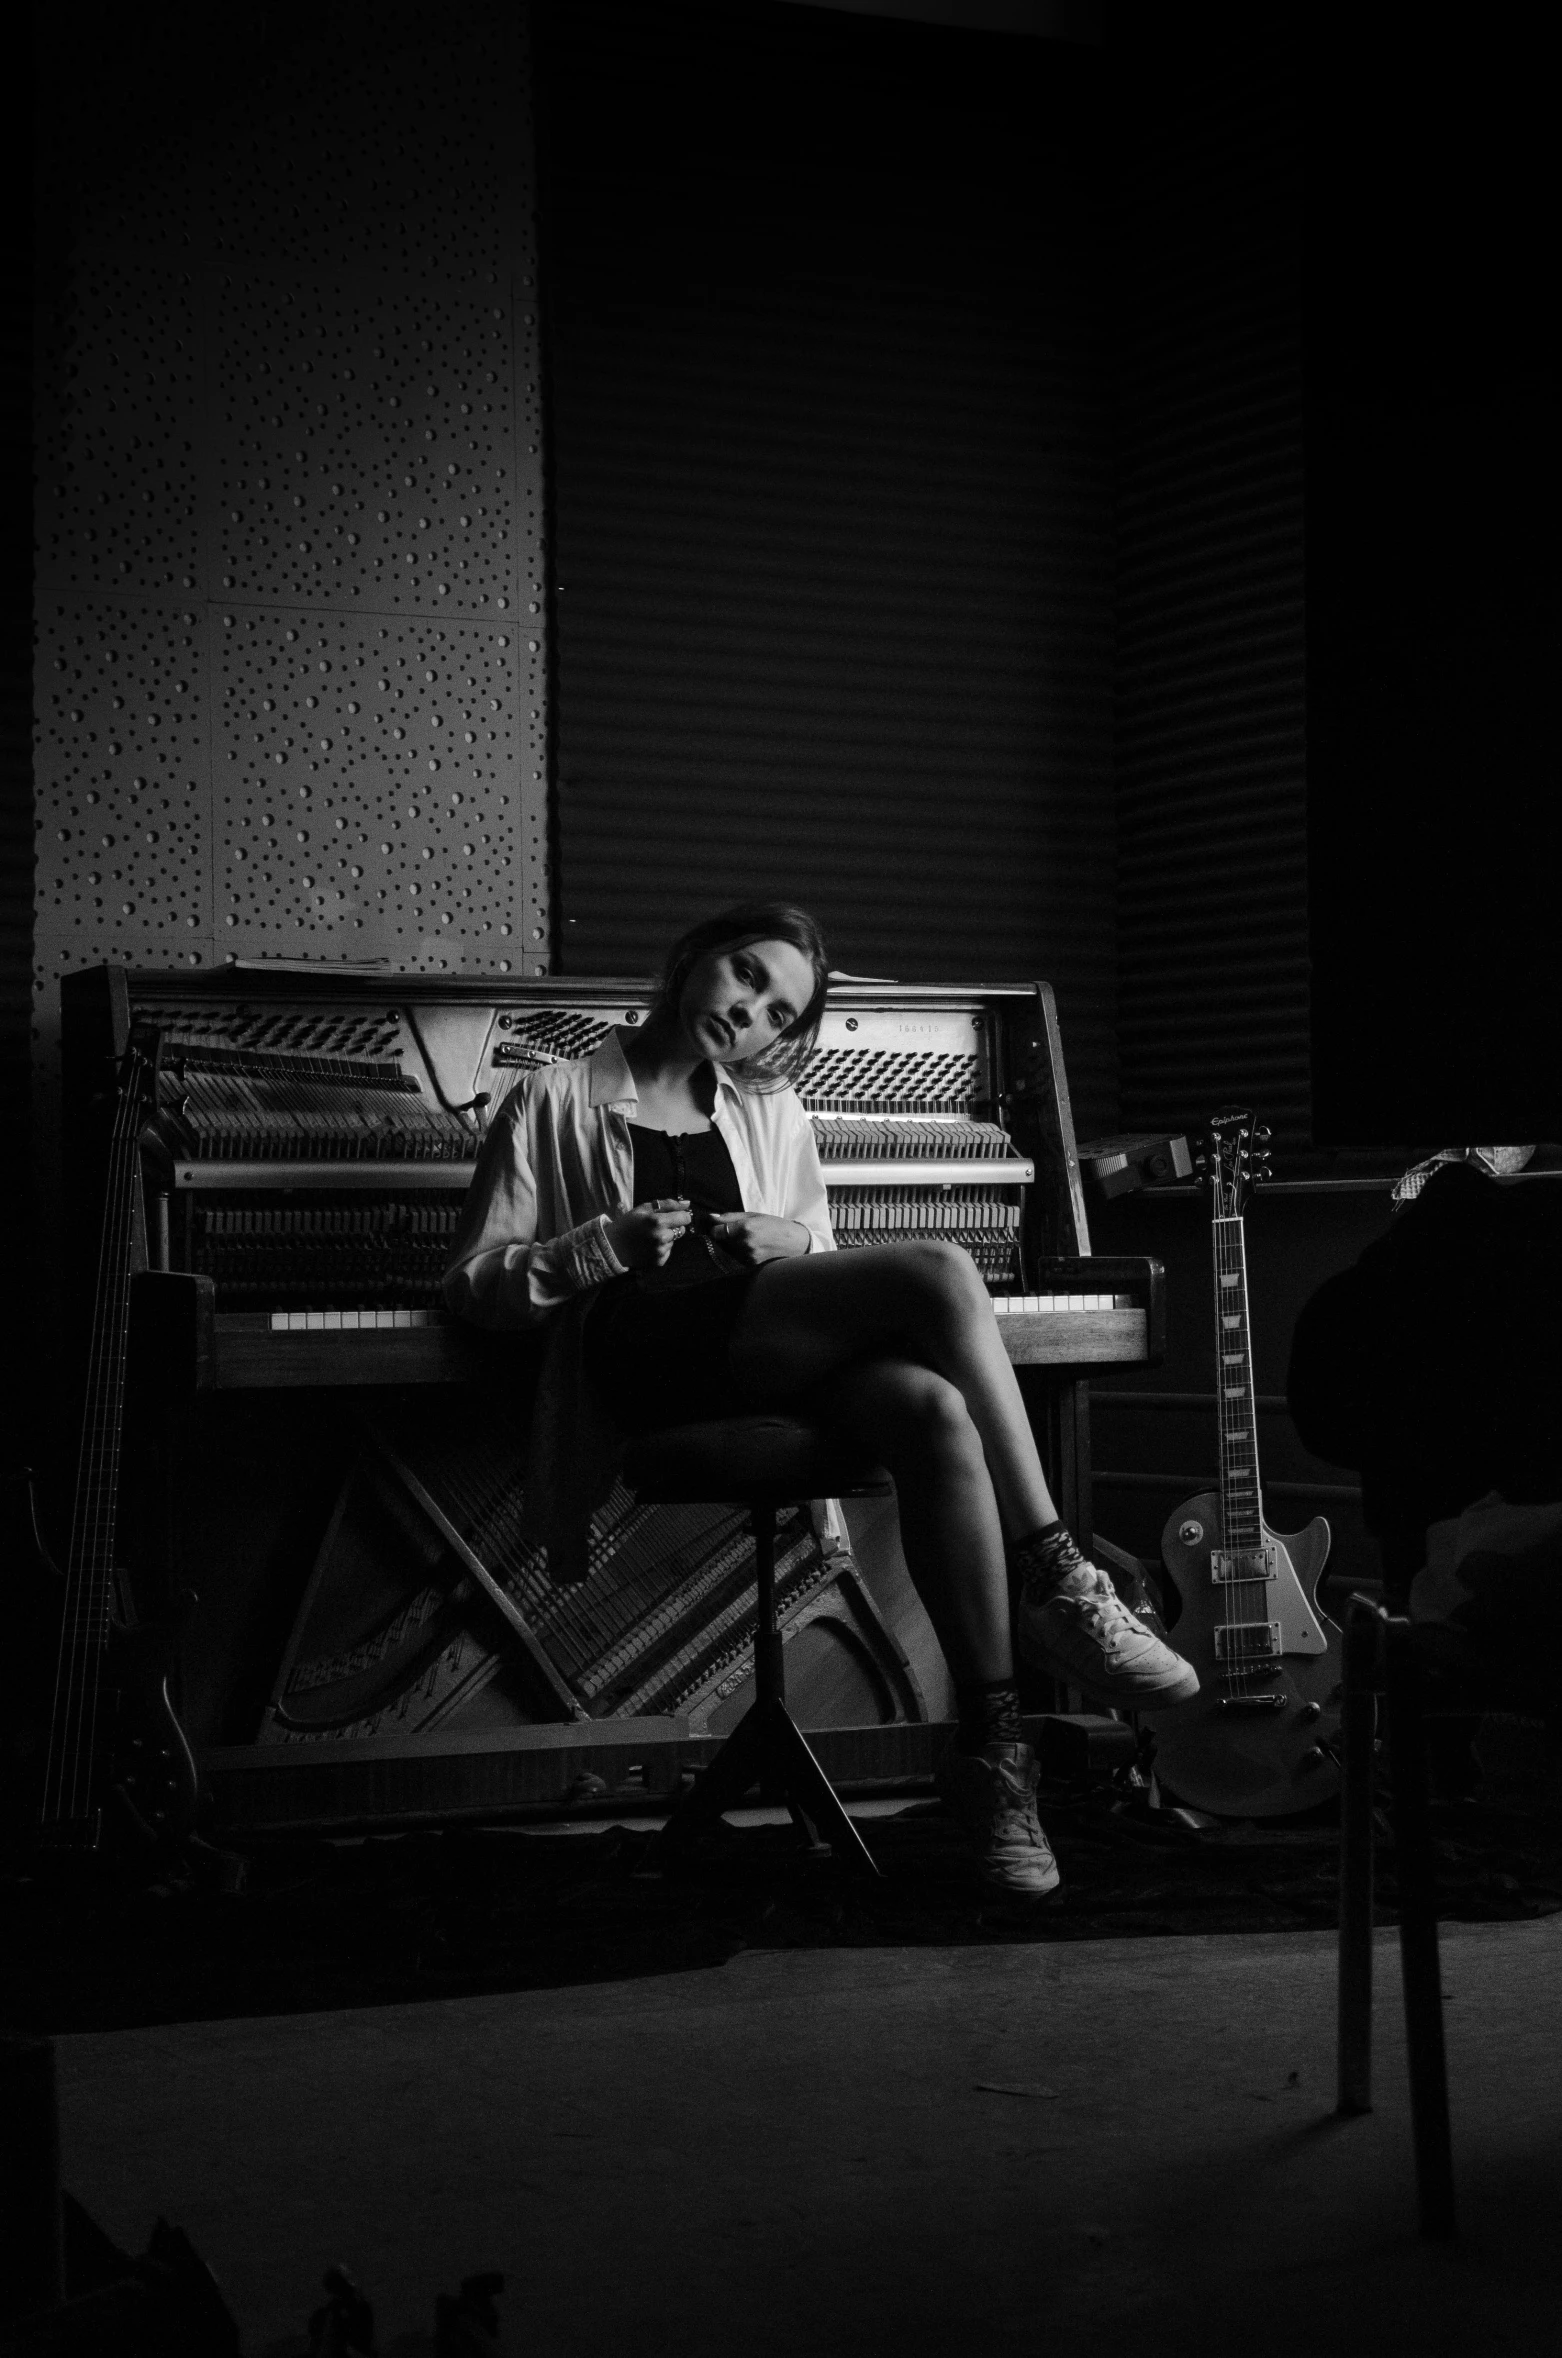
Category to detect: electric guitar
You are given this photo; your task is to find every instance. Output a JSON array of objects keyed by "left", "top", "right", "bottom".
[
  {"left": 1150, "top": 1109, "right": 1343, "bottom": 1817},
  {"left": 31, "top": 1031, "right": 200, "bottom": 1859}
]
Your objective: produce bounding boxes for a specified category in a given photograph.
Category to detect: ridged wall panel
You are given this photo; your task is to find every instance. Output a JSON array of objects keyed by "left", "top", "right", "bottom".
[
  {"left": 537, "top": 0, "right": 1119, "bottom": 1136},
  {"left": 1113, "top": 63, "right": 1310, "bottom": 1157}
]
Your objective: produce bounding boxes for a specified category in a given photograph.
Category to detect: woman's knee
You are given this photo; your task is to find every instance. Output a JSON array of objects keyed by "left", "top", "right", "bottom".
[
  {"left": 863, "top": 1360, "right": 982, "bottom": 1464},
  {"left": 897, "top": 1239, "right": 990, "bottom": 1324}
]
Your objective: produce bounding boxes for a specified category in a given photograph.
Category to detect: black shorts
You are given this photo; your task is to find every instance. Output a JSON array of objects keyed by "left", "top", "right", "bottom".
[{"left": 582, "top": 1270, "right": 759, "bottom": 1434}]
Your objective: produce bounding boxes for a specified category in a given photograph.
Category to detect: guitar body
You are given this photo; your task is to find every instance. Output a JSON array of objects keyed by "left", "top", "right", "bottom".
[
  {"left": 5, "top": 1470, "right": 199, "bottom": 1859},
  {"left": 1153, "top": 1490, "right": 1342, "bottom": 1817},
  {"left": 94, "top": 1595, "right": 202, "bottom": 1853}
]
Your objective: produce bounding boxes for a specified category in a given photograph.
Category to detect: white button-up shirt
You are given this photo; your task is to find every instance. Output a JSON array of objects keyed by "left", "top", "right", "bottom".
[{"left": 443, "top": 1030, "right": 835, "bottom": 1330}]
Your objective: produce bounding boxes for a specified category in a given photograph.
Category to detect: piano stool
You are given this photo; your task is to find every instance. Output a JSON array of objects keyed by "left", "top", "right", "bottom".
[{"left": 621, "top": 1418, "right": 894, "bottom": 1876}]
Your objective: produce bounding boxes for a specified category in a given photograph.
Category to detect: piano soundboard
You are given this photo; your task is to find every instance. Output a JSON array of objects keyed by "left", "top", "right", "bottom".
[{"left": 64, "top": 966, "right": 1162, "bottom": 1381}]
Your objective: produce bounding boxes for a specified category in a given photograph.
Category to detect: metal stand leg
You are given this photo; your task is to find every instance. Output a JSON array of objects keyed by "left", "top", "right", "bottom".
[
  {"left": 1337, "top": 1598, "right": 1380, "bottom": 2115},
  {"left": 658, "top": 1503, "right": 881, "bottom": 1878},
  {"left": 1385, "top": 1619, "right": 1456, "bottom": 2240}
]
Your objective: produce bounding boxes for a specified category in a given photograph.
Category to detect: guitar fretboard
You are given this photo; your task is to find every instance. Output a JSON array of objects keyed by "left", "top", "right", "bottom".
[{"left": 1213, "top": 1214, "right": 1262, "bottom": 1550}]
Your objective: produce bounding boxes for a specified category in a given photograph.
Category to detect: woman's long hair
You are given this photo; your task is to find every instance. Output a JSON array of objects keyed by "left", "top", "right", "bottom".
[{"left": 659, "top": 902, "right": 830, "bottom": 1092}]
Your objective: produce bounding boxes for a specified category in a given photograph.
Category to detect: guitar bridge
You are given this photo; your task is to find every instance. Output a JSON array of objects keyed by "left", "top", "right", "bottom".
[
  {"left": 1213, "top": 1620, "right": 1282, "bottom": 1663},
  {"left": 1214, "top": 1692, "right": 1287, "bottom": 1712}
]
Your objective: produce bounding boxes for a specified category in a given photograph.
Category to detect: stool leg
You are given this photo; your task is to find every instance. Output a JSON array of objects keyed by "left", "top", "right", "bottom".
[
  {"left": 1337, "top": 1598, "right": 1380, "bottom": 2115},
  {"left": 757, "top": 1704, "right": 880, "bottom": 1876},
  {"left": 663, "top": 1703, "right": 773, "bottom": 1838},
  {"left": 1385, "top": 1619, "right": 1456, "bottom": 2240},
  {"left": 655, "top": 1502, "right": 881, "bottom": 1876}
]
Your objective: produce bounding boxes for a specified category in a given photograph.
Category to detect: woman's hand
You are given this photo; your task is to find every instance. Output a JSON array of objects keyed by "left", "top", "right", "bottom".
[
  {"left": 605, "top": 1197, "right": 693, "bottom": 1270},
  {"left": 703, "top": 1213, "right": 811, "bottom": 1267}
]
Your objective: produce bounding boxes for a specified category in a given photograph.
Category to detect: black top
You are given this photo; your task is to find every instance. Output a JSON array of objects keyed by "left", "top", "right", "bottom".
[{"left": 626, "top": 1121, "right": 744, "bottom": 1290}]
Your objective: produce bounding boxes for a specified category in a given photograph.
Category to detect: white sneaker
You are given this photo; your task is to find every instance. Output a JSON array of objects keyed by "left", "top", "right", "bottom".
[
  {"left": 1016, "top": 1540, "right": 1199, "bottom": 1710},
  {"left": 936, "top": 1740, "right": 1061, "bottom": 1900}
]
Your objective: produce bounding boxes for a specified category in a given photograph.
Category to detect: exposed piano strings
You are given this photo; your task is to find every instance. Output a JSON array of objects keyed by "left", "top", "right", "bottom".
[{"left": 262, "top": 1419, "right": 852, "bottom": 1737}]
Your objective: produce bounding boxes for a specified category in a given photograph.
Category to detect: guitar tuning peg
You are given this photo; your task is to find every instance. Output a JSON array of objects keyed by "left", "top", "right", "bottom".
[{"left": 1254, "top": 1125, "right": 1272, "bottom": 1142}]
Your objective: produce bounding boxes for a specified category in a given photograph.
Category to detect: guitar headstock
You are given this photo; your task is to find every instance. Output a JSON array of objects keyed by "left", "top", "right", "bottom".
[{"left": 1192, "top": 1107, "right": 1272, "bottom": 1216}]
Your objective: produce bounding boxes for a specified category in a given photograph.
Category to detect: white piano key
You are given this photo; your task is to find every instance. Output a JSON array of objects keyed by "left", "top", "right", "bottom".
[{"left": 306, "top": 1312, "right": 325, "bottom": 1331}]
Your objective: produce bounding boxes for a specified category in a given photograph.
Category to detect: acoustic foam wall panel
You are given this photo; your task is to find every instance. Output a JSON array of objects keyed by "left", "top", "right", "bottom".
[
  {"left": 209, "top": 274, "right": 522, "bottom": 618},
  {"left": 34, "top": 1, "right": 549, "bottom": 1037},
  {"left": 35, "top": 261, "right": 204, "bottom": 601},
  {"left": 213, "top": 611, "right": 530, "bottom": 961},
  {"left": 36, "top": 603, "right": 212, "bottom": 973}
]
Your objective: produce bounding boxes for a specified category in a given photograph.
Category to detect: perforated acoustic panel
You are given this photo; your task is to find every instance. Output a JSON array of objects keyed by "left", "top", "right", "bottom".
[
  {"left": 33, "top": 0, "right": 551, "bottom": 1095},
  {"left": 214, "top": 612, "right": 528, "bottom": 955},
  {"left": 34, "top": 259, "right": 204, "bottom": 601},
  {"left": 209, "top": 275, "right": 523, "bottom": 618},
  {"left": 37, "top": 604, "right": 211, "bottom": 966}
]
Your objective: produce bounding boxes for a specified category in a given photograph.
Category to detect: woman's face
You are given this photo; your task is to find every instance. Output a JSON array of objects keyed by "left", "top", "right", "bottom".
[{"left": 675, "top": 936, "right": 816, "bottom": 1065}]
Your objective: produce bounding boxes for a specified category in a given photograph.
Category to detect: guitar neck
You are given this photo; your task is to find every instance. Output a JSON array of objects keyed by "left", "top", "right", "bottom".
[{"left": 1212, "top": 1213, "right": 1263, "bottom": 1545}]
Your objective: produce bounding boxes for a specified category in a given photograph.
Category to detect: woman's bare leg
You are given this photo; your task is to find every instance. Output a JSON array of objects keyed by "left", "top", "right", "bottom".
[
  {"left": 809, "top": 1356, "right": 1013, "bottom": 1683},
  {"left": 730, "top": 1241, "right": 1057, "bottom": 1538}
]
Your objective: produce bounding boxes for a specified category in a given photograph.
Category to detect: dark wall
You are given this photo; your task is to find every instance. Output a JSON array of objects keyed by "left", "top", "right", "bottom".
[
  {"left": 1112, "top": 28, "right": 1310, "bottom": 1159},
  {"left": 536, "top": 0, "right": 1120, "bottom": 1133},
  {"left": 1306, "top": 30, "right": 1559, "bottom": 1147}
]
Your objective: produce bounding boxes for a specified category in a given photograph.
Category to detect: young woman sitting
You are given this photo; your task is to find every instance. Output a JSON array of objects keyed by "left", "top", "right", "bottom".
[{"left": 445, "top": 902, "right": 1198, "bottom": 1897}]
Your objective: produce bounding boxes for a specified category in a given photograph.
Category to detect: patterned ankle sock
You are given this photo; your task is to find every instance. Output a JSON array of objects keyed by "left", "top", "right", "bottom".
[
  {"left": 956, "top": 1680, "right": 1024, "bottom": 1754},
  {"left": 1011, "top": 1521, "right": 1088, "bottom": 1599}
]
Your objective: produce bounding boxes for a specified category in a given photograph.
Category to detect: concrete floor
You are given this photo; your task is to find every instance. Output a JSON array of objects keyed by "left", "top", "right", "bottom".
[{"left": 55, "top": 1914, "right": 1562, "bottom": 2357}]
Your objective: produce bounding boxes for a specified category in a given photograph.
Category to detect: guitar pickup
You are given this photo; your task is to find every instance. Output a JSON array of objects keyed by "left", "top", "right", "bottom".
[
  {"left": 1210, "top": 1546, "right": 1277, "bottom": 1585},
  {"left": 1213, "top": 1621, "right": 1282, "bottom": 1663}
]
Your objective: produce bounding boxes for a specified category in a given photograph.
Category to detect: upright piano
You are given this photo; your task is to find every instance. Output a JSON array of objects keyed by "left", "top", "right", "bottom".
[{"left": 65, "top": 964, "right": 1163, "bottom": 1832}]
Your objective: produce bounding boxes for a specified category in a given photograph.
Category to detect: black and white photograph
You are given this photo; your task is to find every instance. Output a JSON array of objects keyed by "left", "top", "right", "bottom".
[{"left": 7, "top": 2, "right": 1559, "bottom": 2351}]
